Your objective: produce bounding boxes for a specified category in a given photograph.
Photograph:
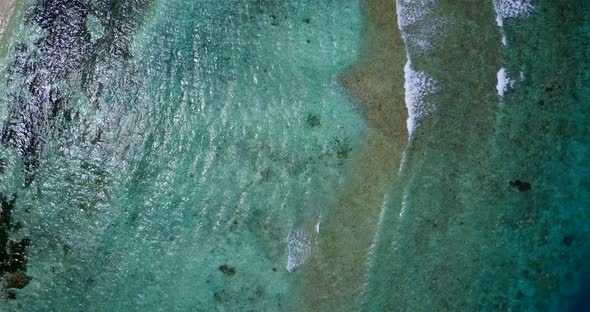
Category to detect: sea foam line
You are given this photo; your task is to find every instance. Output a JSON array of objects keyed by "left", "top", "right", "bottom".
[
  {"left": 287, "top": 225, "right": 315, "bottom": 272},
  {"left": 492, "top": 0, "right": 535, "bottom": 46},
  {"left": 396, "top": 0, "right": 445, "bottom": 52},
  {"left": 360, "top": 193, "right": 391, "bottom": 301},
  {"left": 492, "top": 1, "right": 534, "bottom": 100},
  {"left": 403, "top": 61, "right": 437, "bottom": 136},
  {"left": 492, "top": 0, "right": 534, "bottom": 27},
  {"left": 496, "top": 67, "right": 515, "bottom": 97},
  {"left": 395, "top": 0, "right": 441, "bottom": 138}
]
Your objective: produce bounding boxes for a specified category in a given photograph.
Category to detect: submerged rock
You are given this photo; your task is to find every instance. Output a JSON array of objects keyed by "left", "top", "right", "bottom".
[
  {"left": 306, "top": 113, "right": 321, "bottom": 128},
  {"left": 219, "top": 264, "right": 237, "bottom": 277},
  {"left": 563, "top": 235, "right": 574, "bottom": 246},
  {"left": 3, "top": 270, "right": 32, "bottom": 289},
  {"left": 333, "top": 138, "right": 352, "bottom": 163},
  {"left": 0, "top": 194, "right": 31, "bottom": 299},
  {"left": 2, "top": 289, "right": 16, "bottom": 300},
  {"left": 510, "top": 180, "right": 532, "bottom": 192}
]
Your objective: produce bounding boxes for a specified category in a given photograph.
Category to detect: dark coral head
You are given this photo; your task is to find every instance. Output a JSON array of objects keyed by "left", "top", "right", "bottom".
[{"left": 509, "top": 180, "right": 532, "bottom": 192}]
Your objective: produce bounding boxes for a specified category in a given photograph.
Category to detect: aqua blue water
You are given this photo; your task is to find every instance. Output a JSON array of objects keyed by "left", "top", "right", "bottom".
[
  {"left": 0, "top": 0, "right": 589, "bottom": 311},
  {"left": 0, "top": 0, "right": 365, "bottom": 310}
]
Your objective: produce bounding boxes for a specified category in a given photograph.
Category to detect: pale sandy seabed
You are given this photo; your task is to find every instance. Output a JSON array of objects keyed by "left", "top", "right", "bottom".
[{"left": 298, "top": 0, "right": 408, "bottom": 310}]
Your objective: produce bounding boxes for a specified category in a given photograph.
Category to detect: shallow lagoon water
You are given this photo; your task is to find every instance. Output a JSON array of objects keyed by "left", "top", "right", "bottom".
[
  {"left": 0, "top": 0, "right": 365, "bottom": 310},
  {"left": 0, "top": 0, "right": 589, "bottom": 311}
]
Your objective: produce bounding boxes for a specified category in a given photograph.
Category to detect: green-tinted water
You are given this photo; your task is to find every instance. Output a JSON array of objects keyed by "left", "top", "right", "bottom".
[
  {"left": 365, "top": 1, "right": 590, "bottom": 311},
  {"left": 0, "top": 0, "right": 588, "bottom": 311}
]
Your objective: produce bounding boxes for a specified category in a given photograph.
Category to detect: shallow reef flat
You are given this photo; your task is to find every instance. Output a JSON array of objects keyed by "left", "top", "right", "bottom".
[
  {"left": 363, "top": 0, "right": 590, "bottom": 311},
  {"left": 297, "top": 0, "right": 408, "bottom": 310}
]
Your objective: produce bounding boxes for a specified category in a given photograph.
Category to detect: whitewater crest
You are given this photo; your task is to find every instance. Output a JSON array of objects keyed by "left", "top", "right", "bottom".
[
  {"left": 492, "top": 0, "right": 535, "bottom": 27},
  {"left": 395, "top": 0, "right": 442, "bottom": 137},
  {"left": 287, "top": 225, "right": 317, "bottom": 272},
  {"left": 493, "top": 1, "right": 533, "bottom": 97},
  {"left": 404, "top": 61, "right": 437, "bottom": 136},
  {"left": 493, "top": 0, "right": 535, "bottom": 46},
  {"left": 496, "top": 68, "right": 515, "bottom": 97},
  {"left": 395, "top": 0, "right": 445, "bottom": 52}
]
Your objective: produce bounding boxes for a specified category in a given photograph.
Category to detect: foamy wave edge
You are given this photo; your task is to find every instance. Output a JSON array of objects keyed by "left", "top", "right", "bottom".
[{"left": 395, "top": 0, "right": 441, "bottom": 137}]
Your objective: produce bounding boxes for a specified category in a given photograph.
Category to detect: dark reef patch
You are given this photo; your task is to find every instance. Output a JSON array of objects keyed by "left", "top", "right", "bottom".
[
  {"left": 219, "top": 264, "right": 237, "bottom": 277},
  {"left": 510, "top": 180, "right": 532, "bottom": 192},
  {"left": 0, "top": 193, "right": 30, "bottom": 299},
  {"left": 306, "top": 113, "right": 321, "bottom": 128},
  {"left": 332, "top": 138, "right": 352, "bottom": 164},
  {"left": 0, "top": 0, "right": 153, "bottom": 298},
  {"left": 1, "top": 0, "right": 152, "bottom": 185},
  {"left": 213, "top": 291, "right": 223, "bottom": 303},
  {"left": 563, "top": 235, "right": 574, "bottom": 246},
  {"left": 4, "top": 271, "right": 31, "bottom": 289}
]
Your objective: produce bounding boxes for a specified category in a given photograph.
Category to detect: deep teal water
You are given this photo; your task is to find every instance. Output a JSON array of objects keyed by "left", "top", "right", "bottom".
[{"left": 364, "top": 1, "right": 590, "bottom": 311}]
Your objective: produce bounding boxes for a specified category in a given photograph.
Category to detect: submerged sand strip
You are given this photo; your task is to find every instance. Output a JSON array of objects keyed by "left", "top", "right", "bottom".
[
  {"left": 365, "top": 1, "right": 504, "bottom": 310},
  {"left": 297, "top": 0, "right": 409, "bottom": 310}
]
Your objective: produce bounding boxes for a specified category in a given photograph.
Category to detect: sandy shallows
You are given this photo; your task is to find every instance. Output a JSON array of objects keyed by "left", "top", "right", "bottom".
[{"left": 296, "top": 0, "right": 409, "bottom": 311}]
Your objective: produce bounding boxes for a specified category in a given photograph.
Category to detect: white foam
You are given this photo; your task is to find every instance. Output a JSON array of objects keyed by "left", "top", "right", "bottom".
[
  {"left": 400, "top": 190, "right": 409, "bottom": 218},
  {"left": 398, "top": 145, "right": 409, "bottom": 174},
  {"left": 493, "top": 0, "right": 535, "bottom": 29},
  {"left": 496, "top": 15, "right": 504, "bottom": 28},
  {"left": 395, "top": 0, "right": 441, "bottom": 136},
  {"left": 287, "top": 226, "right": 314, "bottom": 272},
  {"left": 496, "top": 68, "right": 515, "bottom": 97},
  {"left": 396, "top": 0, "right": 437, "bottom": 29},
  {"left": 396, "top": 0, "right": 445, "bottom": 52},
  {"left": 404, "top": 60, "right": 437, "bottom": 136}
]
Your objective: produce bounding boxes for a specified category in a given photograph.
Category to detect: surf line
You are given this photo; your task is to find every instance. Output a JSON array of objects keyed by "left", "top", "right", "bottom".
[
  {"left": 492, "top": 0, "right": 535, "bottom": 103},
  {"left": 492, "top": 0, "right": 534, "bottom": 47},
  {"left": 357, "top": 1, "right": 446, "bottom": 308},
  {"left": 395, "top": 0, "right": 440, "bottom": 172}
]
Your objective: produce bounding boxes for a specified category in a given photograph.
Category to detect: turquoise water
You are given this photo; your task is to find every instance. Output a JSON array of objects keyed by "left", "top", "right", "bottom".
[
  {"left": 0, "top": 0, "right": 589, "bottom": 311},
  {"left": 0, "top": 0, "right": 365, "bottom": 310}
]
